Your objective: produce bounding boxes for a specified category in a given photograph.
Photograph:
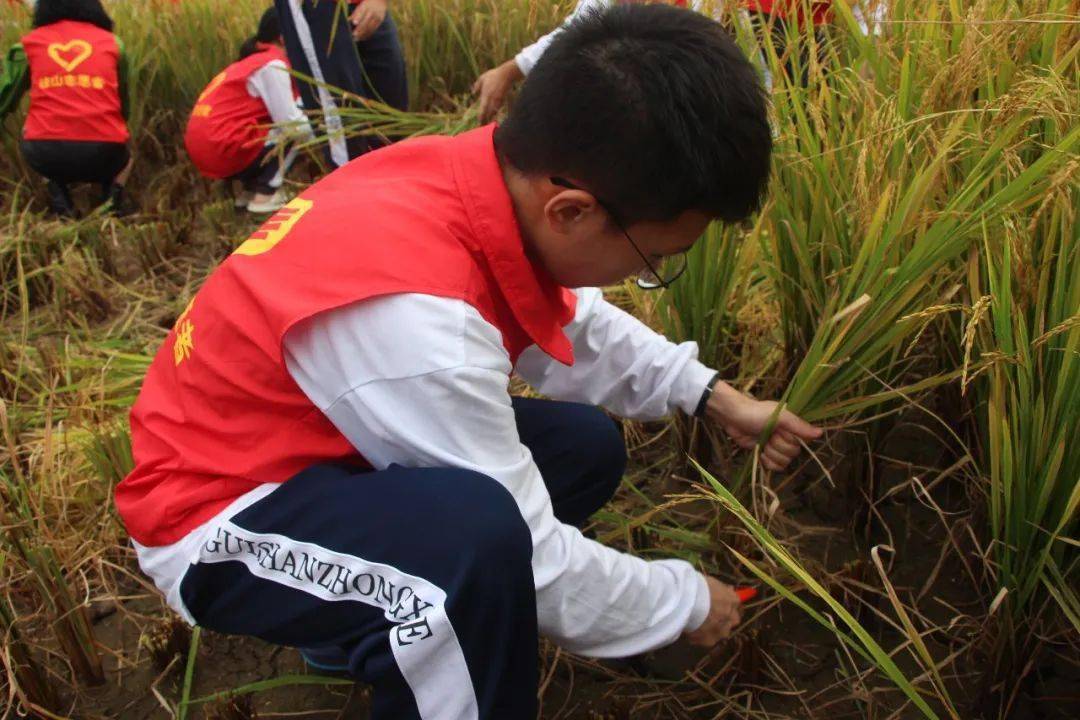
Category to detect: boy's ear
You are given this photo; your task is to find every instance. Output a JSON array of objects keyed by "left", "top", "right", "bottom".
[{"left": 544, "top": 190, "right": 599, "bottom": 234}]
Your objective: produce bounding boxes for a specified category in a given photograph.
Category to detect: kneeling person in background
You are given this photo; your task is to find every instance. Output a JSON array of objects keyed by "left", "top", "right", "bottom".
[
  {"left": 0, "top": 0, "right": 134, "bottom": 218},
  {"left": 184, "top": 7, "right": 313, "bottom": 215}
]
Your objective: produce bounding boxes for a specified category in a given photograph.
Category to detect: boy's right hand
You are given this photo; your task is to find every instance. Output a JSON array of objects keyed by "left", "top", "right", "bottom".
[
  {"left": 472, "top": 60, "right": 524, "bottom": 123},
  {"left": 351, "top": 0, "right": 387, "bottom": 41},
  {"left": 683, "top": 576, "right": 743, "bottom": 647}
]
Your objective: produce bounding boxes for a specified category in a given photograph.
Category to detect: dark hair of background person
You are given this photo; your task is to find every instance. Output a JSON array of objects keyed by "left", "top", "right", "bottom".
[
  {"left": 33, "top": 0, "right": 114, "bottom": 31},
  {"left": 239, "top": 7, "right": 281, "bottom": 60},
  {"left": 496, "top": 3, "right": 772, "bottom": 226}
]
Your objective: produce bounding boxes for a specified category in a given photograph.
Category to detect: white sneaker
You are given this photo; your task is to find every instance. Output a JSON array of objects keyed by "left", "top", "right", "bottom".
[
  {"left": 246, "top": 189, "right": 288, "bottom": 215},
  {"left": 233, "top": 190, "right": 254, "bottom": 209}
]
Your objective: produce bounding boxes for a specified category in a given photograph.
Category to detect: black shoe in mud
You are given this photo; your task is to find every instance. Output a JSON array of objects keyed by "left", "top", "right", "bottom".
[
  {"left": 100, "top": 182, "right": 133, "bottom": 217},
  {"left": 46, "top": 180, "right": 77, "bottom": 219}
]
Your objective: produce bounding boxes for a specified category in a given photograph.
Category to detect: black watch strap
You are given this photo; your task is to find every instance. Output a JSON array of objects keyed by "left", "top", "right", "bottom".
[{"left": 693, "top": 372, "right": 723, "bottom": 418}]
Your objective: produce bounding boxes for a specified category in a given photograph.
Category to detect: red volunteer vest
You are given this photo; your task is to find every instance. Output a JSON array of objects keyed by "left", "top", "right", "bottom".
[
  {"left": 746, "top": 0, "right": 833, "bottom": 26},
  {"left": 20, "top": 20, "right": 128, "bottom": 143},
  {"left": 117, "top": 125, "right": 577, "bottom": 547},
  {"left": 184, "top": 45, "right": 290, "bottom": 180}
]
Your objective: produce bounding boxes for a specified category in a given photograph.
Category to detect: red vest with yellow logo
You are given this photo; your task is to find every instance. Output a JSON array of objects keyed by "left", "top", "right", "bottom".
[
  {"left": 20, "top": 20, "right": 128, "bottom": 143},
  {"left": 117, "top": 125, "right": 577, "bottom": 547},
  {"left": 183, "top": 45, "right": 290, "bottom": 180}
]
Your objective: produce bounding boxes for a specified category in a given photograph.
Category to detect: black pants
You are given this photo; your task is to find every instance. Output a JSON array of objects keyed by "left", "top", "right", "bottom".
[
  {"left": 20, "top": 139, "right": 129, "bottom": 187},
  {"left": 177, "top": 397, "right": 626, "bottom": 719},
  {"left": 276, "top": 0, "right": 408, "bottom": 166},
  {"left": 229, "top": 143, "right": 295, "bottom": 196},
  {"left": 354, "top": 14, "right": 409, "bottom": 112},
  {"left": 21, "top": 139, "right": 129, "bottom": 214}
]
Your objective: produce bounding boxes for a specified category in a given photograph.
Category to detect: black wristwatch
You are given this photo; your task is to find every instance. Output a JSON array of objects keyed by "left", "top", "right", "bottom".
[{"left": 693, "top": 372, "right": 723, "bottom": 418}]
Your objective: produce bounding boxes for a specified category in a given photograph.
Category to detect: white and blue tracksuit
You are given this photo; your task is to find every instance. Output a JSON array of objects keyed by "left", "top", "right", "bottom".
[{"left": 137, "top": 288, "right": 717, "bottom": 718}]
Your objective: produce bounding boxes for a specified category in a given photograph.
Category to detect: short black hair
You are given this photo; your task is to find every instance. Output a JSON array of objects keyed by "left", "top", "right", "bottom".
[
  {"left": 239, "top": 7, "right": 281, "bottom": 59},
  {"left": 33, "top": 0, "right": 114, "bottom": 31},
  {"left": 496, "top": 4, "right": 771, "bottom": 225}
]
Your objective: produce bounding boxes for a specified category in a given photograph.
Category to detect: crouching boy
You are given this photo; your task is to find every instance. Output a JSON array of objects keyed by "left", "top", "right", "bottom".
[{"left": 118, "top": 5, "right": 820, "bottom": 719}]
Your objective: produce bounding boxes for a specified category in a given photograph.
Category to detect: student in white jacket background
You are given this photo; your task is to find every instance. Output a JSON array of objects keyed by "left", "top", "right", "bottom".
[{"left": 473, "top": 0, "right": 889, "bottom": 122}]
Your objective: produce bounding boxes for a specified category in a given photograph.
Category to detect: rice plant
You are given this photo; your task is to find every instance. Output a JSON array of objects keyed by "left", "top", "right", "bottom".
[
  {"left": 966, "top": 188, "right": 1078, "bottom": 627},
  {"left": 1, "top": 399, "right": 104, "bottom": 687},
  {"left": 649, "top": 223, "right": 758, "bottom": 376},
  {"left": 0, "top": 555, "right": 58, "bottom": 716},
  {"left": 117, "top": 0, "right": 266, "bottom": 140},
  {"left": 690, "top": 1, "right": 1077, "bottom": 712},
  {"left": 758, "top": 0, "right": 1079, "bottom": 425},
  {"left": 699, "top": 462, "right": 961, "bottom": 720},
  {"left": 748, "top": 2, "right": 1078, "bottom": 631}
]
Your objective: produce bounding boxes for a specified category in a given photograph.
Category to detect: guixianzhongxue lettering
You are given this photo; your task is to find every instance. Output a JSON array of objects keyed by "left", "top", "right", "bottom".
[{"left": 199, "top": 524, "right": 438, "bottom": 645}]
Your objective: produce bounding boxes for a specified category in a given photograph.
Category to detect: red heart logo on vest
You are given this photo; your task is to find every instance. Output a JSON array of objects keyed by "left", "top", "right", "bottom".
[{"left": 47, "top": 40, "right": 93, "bottom": 73}]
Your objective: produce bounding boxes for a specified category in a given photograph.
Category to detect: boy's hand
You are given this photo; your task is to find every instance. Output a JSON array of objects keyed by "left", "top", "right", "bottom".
[
  {"left": 705, "top": 381, "right": 822, "bottom": 471},
  {"left": 351, "top": 0, "right": 388, "bottom": 41},
  {"left": 472, "top": 60, "right": 524, "bottom": 123},
  {"left": 684, "top": 576, "right": 742, "bottom": 646}
]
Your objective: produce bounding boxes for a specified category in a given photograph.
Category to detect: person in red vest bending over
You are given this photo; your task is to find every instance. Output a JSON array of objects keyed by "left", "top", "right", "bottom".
[
  {"left": 473, "top": 1, "right": 888, "bottom": 119},
  {"left": 118, "top": 6, "right": 822, "bottom": 718},
  {"left": 473, "top": 0, "right": 711, "bottom": 124},
  {"left": 746, "top": 1, "right": 887, "bottom": 85},
  {"left": 747, "top": 0, "right": 886, "bottom": 30},
  {"left": 0, "top": 0, "right": 132, "bottom": 217},
  {"left": 184, "top": 7, "right": 312, "bottom": 215}
]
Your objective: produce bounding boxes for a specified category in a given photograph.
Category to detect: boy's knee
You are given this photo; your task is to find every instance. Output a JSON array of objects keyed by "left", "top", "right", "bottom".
[
  {"left": 572, "top": 405, "right": 627, "bottom": 491},
  {"left": 443, "top": 469, "right": 532, "bottom": 571}
]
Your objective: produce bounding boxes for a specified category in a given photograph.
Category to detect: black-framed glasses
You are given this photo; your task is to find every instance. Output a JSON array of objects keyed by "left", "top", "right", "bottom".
[{"left": 551, "top": 177, "right": 688, "bottom": 290}]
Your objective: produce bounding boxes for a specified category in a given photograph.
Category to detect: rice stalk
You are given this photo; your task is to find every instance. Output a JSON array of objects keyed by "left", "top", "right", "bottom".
[
  {"left": 966, "top": 187, "right": 1078, "bottom": 625},
  {"left": 0, "top": 402, "right": 104, "bottom": 687},
  {"left": 0, "top": 560, "right": 58, "bottom": 715},
  {"left": 696, "top": 461, "right": 960, "bottom": 720}
]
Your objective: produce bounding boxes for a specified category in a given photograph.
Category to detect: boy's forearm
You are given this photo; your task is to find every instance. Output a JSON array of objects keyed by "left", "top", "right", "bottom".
[
  {"left": 515, "top": 287, "right": 718, "bottom": 421},
  {"left": 500, "top": 58, "right": 524, "bottom": 82}
]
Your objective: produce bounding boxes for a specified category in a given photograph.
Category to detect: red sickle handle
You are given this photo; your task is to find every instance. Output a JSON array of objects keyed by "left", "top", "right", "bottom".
[{"left": 735, "top": 587, "right": 758, "bottom": 603}]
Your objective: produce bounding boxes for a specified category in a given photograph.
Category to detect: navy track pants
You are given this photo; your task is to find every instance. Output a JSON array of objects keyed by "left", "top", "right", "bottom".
[{"left": 177, "top": 397, "right": 626, "bottom": 719}]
